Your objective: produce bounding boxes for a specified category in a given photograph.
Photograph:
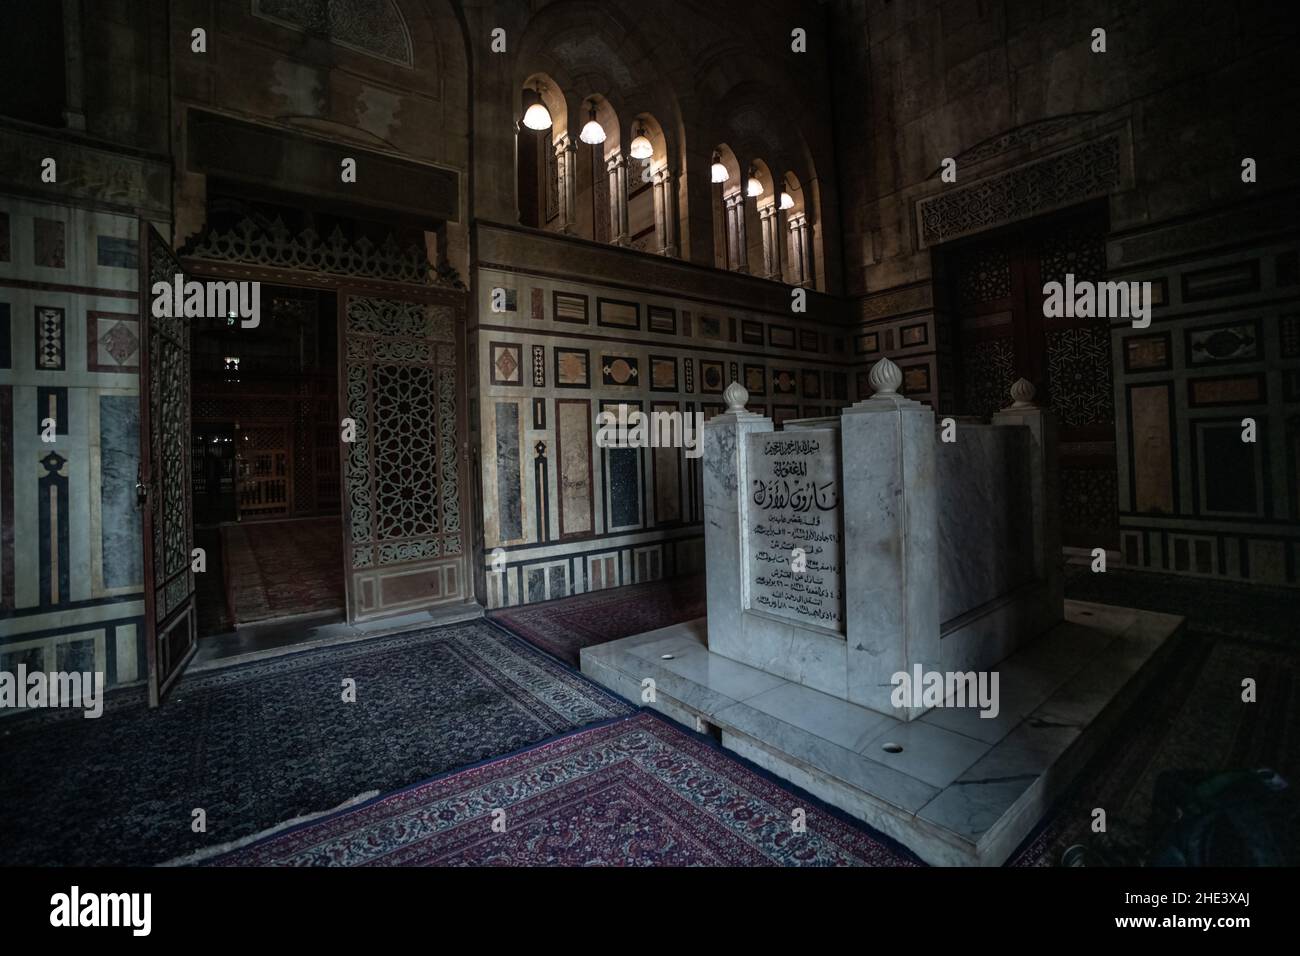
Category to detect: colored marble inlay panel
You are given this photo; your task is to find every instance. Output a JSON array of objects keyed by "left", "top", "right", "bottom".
[
  {"left": 556, "top": 400, "right": 592, "bottom": 537},
  {"left": 1130, "top": 384, "right": 1175, "bottom": 514},
  {"left": 35, "top": 306, "right": 66, "bottom": 370},
  {"left": 96, "top": 236, "right": 139, "bottom": 269},
  {"left": 495, "top": 402, "right": 522, "bottom": 541},
  {"left": 101, "top": 395, "right": 143, "bottom": 589},
  {"left": 651, "top": 402, "right": 681, "bottom": 525}
]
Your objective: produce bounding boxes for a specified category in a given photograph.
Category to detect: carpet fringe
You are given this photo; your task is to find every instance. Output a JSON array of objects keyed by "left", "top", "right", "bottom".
[{"left": 157, "top": 789, "right": 381, "bottom": 867}]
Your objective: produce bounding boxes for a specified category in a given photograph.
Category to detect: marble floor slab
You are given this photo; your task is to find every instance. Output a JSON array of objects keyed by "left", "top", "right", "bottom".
[{"left": 581, "top": 600, "right": 1184, "bottom": 866}]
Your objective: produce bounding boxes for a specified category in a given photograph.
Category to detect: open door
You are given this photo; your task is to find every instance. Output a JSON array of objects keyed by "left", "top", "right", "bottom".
[
  {"left": 138, "top": 222, "right": 197, "bottom": 706},
  {"left": 337, "top": 289, "right": 471, "bottom": 622}
]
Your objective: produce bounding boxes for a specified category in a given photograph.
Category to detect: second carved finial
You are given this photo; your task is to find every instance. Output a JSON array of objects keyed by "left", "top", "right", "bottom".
[
  {"left": 869, "top": 356, "right": 903, "bottom": 396},
  {"left": 1009, "top": 377, "right": 1037, "bottom": 408},
  {"left": 724, "top": 380, "right": 749, "bottom": 412}
]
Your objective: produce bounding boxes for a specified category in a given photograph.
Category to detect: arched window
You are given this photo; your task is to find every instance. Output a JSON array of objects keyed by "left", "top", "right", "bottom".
[
  {"left": 623, "top": 114, "right": 675, "bottom": 255},
  {"left": 516, "top": 75, "right": 569, "bottom": 231},
  {"left": 778, "top": 170, "right": 814, "bottom": 287}
]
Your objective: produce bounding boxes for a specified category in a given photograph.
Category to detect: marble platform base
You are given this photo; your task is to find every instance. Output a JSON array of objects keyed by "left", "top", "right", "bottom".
[{"left": 581, "top": 600, "right": 1183, "bottom": 866}]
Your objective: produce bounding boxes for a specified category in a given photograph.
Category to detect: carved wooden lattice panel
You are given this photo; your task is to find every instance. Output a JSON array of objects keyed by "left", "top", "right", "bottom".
[
  {"left": 139, "top": 223, "right": 197, "bottom": 706},
  {"left": 237, "top": 424, "right": 292, "bottom": 519},
  {"left": 341, "top": 292, "right": 467, "bottom": 621}
]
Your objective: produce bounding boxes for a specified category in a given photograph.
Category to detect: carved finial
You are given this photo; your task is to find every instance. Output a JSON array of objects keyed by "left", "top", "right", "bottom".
[
  {"left": 1009, "top": 377, "right": 1037, "bottom": 409},
  {"left": 724, "top": 380, "right": 749, "bottom": 413},
  {"left": 868, "top": 357, "right": 903, "bottom": 396}
]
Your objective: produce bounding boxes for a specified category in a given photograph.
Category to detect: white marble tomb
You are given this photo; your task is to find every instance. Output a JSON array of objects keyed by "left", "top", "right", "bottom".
[{"left": 583, "top": 359, "right": 1183, "bottom": 865}]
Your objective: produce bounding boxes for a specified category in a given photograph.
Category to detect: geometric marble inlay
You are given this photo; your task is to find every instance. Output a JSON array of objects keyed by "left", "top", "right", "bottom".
[
  {"left": 88, "top": 312, "right": 140, "bottom": 372},
  {"left": 35, "top": 306, "right": 66, "bottom": 371},
  {"left": 102, "top": 323, "right": 139, "bottom": 364}
]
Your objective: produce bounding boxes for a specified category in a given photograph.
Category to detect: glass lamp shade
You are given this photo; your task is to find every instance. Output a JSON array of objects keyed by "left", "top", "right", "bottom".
[
  {"left": 779, "top": 191, "right": 795, "bottom": 210},
  {"left": 522, "top": 97, "right": 552, "bottom": 131},
  {"left": 629, "top": 133, "right": 653, "bottom": 160},
  {"left": 579, "top": 119, "right": 606, "bottom": 145},
  {"left": 710, "top": 161, "right": 729, "bottom": 183},
  {"left": 746, "top": 176, "right": 763, "bottom": 198}
]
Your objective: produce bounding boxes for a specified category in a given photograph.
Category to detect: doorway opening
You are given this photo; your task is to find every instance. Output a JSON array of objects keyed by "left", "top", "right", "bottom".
[
  {"left": 190, "top": 283, "right": 345, "bottom": 636},
  {"left": 936, "top": 201, "right": 1119, "bottom": 551}
]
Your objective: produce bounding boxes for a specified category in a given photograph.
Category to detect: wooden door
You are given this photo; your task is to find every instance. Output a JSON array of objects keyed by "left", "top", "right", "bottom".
[
  {"left": 337, "top": 289, "right": 471, "bottom": 622},
  {"left": 948, "top": 206, "right": 1118, "bottom": 550},
  {"left": 138, "top": 222, "right": 197, "bottom": 706}
]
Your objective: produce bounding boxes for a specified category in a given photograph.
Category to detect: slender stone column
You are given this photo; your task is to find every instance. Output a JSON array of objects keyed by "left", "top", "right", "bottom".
[
  {"left": 786, "top": 218, "right": 799, "bottom": 283},
  {"left": 724, "top": 193, "right": 740, "bottom": 270},
  {"left": 727, "top": 193, "right": 749, "bottom": 273},
  {"left": 759, "top": 205, "right": 783, "bottom": 279},
  {"left": 615, "top": 155, "right": 630, "bottom": 245},
  {"left": 606, "top": 155, "right": 619, "bottom": 242},
  {"left": 771, "top": 207, "right": 784, "bottom": 279},
  {"left": 660, "top": 170, "right": 677, "bottom": 256},
  {"left": 556, "top": 136, "right": 577, "bottom": 234},
  {"left": 786, "top": 217, "right": 802, "bottom": 283},
  {"left": 797, "top": 215, "right": 813, "bottom": 287},
  {"left": 652, "top": 170, "right": 665, "bottom": 252}
]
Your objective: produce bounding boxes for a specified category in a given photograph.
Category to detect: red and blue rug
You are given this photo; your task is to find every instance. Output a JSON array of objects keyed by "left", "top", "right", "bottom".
[
  {"left": 0, "top": 622, "right": 633, "bottom": 866},
  {"left": 489, "top": 576, "right": 706, "bottom": 666},
  {"left": 209, "top": 711, "right": 922, "bottom": 866}
]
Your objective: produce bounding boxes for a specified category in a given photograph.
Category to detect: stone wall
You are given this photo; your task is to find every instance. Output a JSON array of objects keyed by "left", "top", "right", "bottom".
[
  {"left": 0, "top": 157, "right": 170, "bottom": 692},
  {"left": 472, "top": 223, "right": 854, "bottom": 608},
  {"left": 830, "top": 0, "right": 1300, "bottom": 584}
]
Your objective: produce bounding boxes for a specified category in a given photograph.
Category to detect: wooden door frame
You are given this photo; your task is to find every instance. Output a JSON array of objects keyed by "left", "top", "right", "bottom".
[
  {"left": 180, "top": 257, "right": 476, "bottom": 624},
  {"left": 335, "top": 283, "right": 473, "bottom": 623}
]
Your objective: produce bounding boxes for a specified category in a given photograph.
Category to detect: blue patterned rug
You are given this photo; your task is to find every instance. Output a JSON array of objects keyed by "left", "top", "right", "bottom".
[
  {"left": 209, "top": 711, "right": 922, "bottom": 867},
  {"left": 0, "top": 622, "right": 632, "bottom": 866}
]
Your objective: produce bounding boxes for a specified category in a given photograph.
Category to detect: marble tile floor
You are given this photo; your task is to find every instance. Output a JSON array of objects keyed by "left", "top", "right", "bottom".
[
  {"left": 582, "top": 600, "right": 1184, "bottom": 866},
  {"left": 191, "top": 602, "right": 485, "bottom": 671}
]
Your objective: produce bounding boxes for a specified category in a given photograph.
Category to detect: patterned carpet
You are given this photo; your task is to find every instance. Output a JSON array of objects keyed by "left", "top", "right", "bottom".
[
  {"left": 1014, "top": 626, "right": 1299, "bottom": 865},
  {"left": 0, "top": 622, "right": 632, "bottom": 866},
  {"left": 209, "top": 711, "right": 921, "bottom": 867},
  {"left": 474, "top": 564, "right": 1298, "bottom": 866},
  {"left": 221, "top": 516, "right": 345, "bottom": 624},
  {"left": 489, "top": 576, "right": 707, "bottom": 665}
]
